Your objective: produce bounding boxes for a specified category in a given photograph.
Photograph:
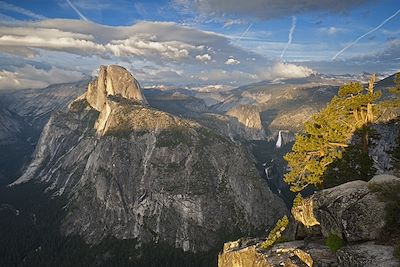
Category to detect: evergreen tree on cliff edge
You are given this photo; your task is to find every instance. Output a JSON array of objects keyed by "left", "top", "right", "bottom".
[{"left": 284, "top": 74, "right": 381, "bottom": 192}]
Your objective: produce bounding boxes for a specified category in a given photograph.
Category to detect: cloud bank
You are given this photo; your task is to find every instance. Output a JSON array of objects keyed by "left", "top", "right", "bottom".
[
  {"left": 0, "top": 19, "right": 271, "bottom": 88},
  {"left": 0, "top": 64, "right": 85, "bottom": 90}
]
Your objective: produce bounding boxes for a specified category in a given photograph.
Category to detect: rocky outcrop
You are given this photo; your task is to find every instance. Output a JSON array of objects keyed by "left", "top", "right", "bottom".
[
  {"left": 291, "top": 198, "right": 320, "bottom": 228},
  {"left": 219, "top": 174, "right": 400, "bottom": 266},
  {"left": 269, "top": 106, "right": 317, "bottom": 132},
  {"left": 85, "top": 65, "right": 147, "bottom": 111},
  {"left": 368, "top": 121, "right": 400, "bottom": 173},
  {"left": 226, "top": 105, "right": 266, "bottom": 140},
  {"left": 13, "top": 65, "right": 287, "bottom": 253},
  {"left": 293, "top": 175, "right": 400, "bottom": 241},
  {"left": 219, "top": 236, "right": 399, "bottom": 267},
  {"left": 218, "top": 239, "right": 336, "bottom": 267},
  {"left": 313, "top": 180, "right": 386, "bottom": 241},
  {"left": 337, "top": 242, "right": 398, "bottom": 267},
  {"left": 73, "top": 65, "right": 148, "bottom": 135}
]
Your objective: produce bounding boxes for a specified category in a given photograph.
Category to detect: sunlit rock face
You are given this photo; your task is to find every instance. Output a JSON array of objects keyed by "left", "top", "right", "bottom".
[
  {"left": 86, "top": 65, "right": 148, "bottom": 111},
  {"left": 226, "top": 104, "right": 266, "bottom": 140},
  {"left": 14, "top": 65, "right": 287, "bottom": 252},
  {"left": 74, "top": 65, "right": 148, "bottom": 135}
]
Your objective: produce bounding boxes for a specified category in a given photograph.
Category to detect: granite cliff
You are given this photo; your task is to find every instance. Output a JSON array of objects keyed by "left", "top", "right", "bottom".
[
  {"left": 0, "top": 79, "right": 87, "bottom": 185},
  {"left": 13, "top": 65, "right": 287, "bottom": 253},
  {"left": 219, "top": 174, "right": 400, "bottom": 267}
]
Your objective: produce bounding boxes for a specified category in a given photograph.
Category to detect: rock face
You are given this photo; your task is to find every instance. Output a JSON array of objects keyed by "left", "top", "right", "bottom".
[
  {"left": 368, "top": 121, "right": 400, "bottom": 174},
  {"left": 0, "top": 79, "right": 87, "bottom": 185},
  {"left": 226, "top": 105, "right": 266, "bottom": 140},
  {"left": 86, "top": 65, "right": 148, "bottom": 111},
  {"left": 337, "top": 242, "right": 398, "bottom": 267},
  {"left": 76, "top": 65, "right": 148, "bottom": 135},
  {"left": 313, "top": 180, "right": 386, "bottom": 241},
  {"left": 218, "top": 239, "right": 336, "bottom": 267},
  {"left": 219, "top": 174, "right": 400, "bottom": 267},
  {"left": 291, "top": 198, "right": 320, "bottom": 228},
  {"left": 13, "top": 65, "right": 287, "bottom": 252},
  {"left": 219, "top": 238, "right": 398, "bottom": 267},
  {"left": 293, "top": 176, "right": 398, "bottom": 242}
]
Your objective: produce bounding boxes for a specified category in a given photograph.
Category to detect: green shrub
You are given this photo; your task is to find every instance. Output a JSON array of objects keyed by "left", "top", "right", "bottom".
[
  {"left": 292, "top": 193, "right": 303, "bottom": 208},
  {"left": 325, "top": 234, "right": 343, "bottom": 252},
  {"left": 260, "top": 215, "right": 289, "bottom": 249}
]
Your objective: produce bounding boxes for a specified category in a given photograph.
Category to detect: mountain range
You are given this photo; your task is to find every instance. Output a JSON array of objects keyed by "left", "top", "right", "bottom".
[{"left": 0, "top": 67, "right": 398, "bottom": 266}]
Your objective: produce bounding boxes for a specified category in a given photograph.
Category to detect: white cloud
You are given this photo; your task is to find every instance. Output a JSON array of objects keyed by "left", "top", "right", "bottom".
[
  {"left": 195, "top": 69, "right": 257, "bottom": 83},
  {"left": 258, "top": 61, "right": 315, "bottom": 80},
  {"left": 174, "top": 0, "right": 372, "bottom": 20},
  {"left": 0, "top": 64, "right": 85, "bottom": 90},
  {"left": 195, "top": 53, "right": 211, "bottom": 62},
  {"left": 0, "top": 24, "right": 200, "bottom": 61},
  {"left": 320, "top": 27, "right": 345, "bottom": 35},
  {"left": 106, "top": 36, "right": 198, "bottom": 60},
  {"left": 0, "top": 35, "right": 106, "bottom": 55},
  {"left": 0, "top": 19, "right": 269, "bottom": 87},
  {"left": 225, "top": 57, "right": 240, "bottom": 65},
  {"left": 223, "top": 19, "right": 246, "bottom": 28},
  {"left": 0, "top": 20, "right": 239, "bottom": 63}
]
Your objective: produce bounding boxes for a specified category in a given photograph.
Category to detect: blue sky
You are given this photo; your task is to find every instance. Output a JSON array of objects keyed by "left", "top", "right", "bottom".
[{"left": 0, "top": 0, "right": 399, "bottom": 89}]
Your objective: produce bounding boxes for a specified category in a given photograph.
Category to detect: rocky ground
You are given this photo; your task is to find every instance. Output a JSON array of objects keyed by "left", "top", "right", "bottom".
[{"left": 218, "top": 174, "right": 400, "bottom": 267}]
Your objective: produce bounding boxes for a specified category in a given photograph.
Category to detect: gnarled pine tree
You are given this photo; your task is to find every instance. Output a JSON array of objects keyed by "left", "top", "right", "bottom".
[{"left": 284, "top": 75, "right": 381, "bottom": 192}]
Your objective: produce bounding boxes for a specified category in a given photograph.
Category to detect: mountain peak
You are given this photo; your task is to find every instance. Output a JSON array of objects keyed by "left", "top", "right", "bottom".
[
  {"left": 86, "top": 65, "right": 148, "bottom": 112},
  {"left": 70, "top": 65, "right": 148, "bottom": 135}
]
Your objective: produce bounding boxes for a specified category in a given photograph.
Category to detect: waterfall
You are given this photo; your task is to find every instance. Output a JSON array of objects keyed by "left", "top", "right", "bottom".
[{"left": 276, "top": 130, "right": 282, "bottom": 148}]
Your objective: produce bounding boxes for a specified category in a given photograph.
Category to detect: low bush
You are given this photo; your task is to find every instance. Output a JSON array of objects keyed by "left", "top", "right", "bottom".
[
  {"left": 260, "top": 215, "right": 289, "bottom": 249},
  {"left": 325, "top": 233, "right": 343, "bottom": 252}
]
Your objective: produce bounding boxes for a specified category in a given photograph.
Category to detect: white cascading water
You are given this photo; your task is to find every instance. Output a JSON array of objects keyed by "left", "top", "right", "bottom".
[{"left": 276, "top": 130, "right": 282, "bottom": 148}]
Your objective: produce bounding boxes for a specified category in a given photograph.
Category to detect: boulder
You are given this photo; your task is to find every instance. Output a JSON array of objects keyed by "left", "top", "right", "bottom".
[
  {"left": 337, "top": 242, "right": 398, "bottom": 267},
  {"left": 313, "top": 180, "right": 386, "bottom": 241},
  {"left": 293, "top": 174, "right": 400, "bottom": 242}
]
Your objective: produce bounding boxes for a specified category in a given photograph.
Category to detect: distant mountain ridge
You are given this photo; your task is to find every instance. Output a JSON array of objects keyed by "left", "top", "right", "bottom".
[{"left": 0, "top": 79, "right": 89, "bottom": 185}]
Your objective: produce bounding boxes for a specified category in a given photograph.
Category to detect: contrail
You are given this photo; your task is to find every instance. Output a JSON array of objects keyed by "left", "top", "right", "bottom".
[
  {"left": 332, "top": 8, "right": 400, "bottom": 60},
  {"left": 237, "top": 23, "right": 253, "bottom": 42},
  {"left": 0, "top": 1, "right": 47, "bottom": 19},
  {"left": 66, "top": 0, "right": 89, "bottom": 21},
  {"left": 280, "top": 16, "right": 296, "bottom": 59}
]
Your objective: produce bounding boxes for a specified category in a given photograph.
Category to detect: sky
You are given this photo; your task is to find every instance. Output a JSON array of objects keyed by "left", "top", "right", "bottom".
[{"left": 0, "top": 0, "right": 399, "bottom": 89}]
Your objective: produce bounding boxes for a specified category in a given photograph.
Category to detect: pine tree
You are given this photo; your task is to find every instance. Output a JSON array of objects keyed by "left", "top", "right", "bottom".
[
  {"left": 284, "top": 75, "right": 381, "bottom": 192},
  {"left": 388, "top": 73, "right": 400, "bottom": 105},
  {"left": 390, "top": 73, "right": 400, "bottom": 94}
]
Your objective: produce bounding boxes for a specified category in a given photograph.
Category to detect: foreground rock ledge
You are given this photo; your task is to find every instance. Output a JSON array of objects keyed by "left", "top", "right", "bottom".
[
  {"left": 219, "top": 175, "right": 400, "bottom": 266},
  {"left": 218, "top": 239, "right": 398, "bottom": 267},
  {"left": 218, "top": 239, "right": 330, "bottom": 267}
]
